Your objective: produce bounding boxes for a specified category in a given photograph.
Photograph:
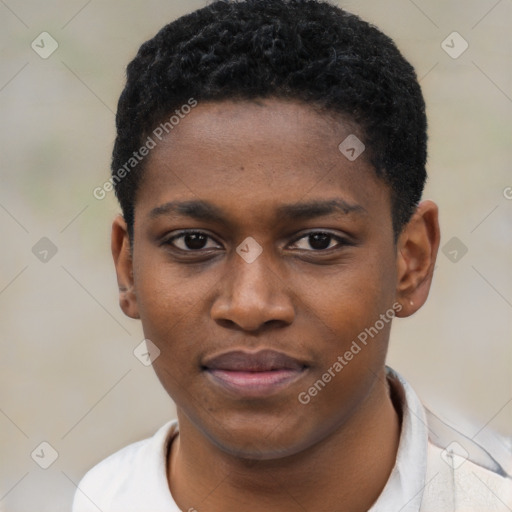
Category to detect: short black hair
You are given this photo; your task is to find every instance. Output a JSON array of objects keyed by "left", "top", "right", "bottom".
[{"left": 112, "top": 0, "right": 427, "bottom": 239}]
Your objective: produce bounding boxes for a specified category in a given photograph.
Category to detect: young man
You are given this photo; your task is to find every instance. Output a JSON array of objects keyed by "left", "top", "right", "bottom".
[{"left": 74, "top": 0, "right": 512, "bottom": 510}]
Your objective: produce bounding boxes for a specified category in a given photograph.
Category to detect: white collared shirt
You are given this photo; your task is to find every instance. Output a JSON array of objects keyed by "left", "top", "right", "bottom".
[{"left": 73, "top": 367, "right": 512, "bottom": 511}]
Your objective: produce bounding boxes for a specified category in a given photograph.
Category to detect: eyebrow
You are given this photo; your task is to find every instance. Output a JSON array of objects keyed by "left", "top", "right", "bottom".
[
  {"left": 149, "top": 200, "right": 226, "bottom": 222},
  {"left": 276, "top": 199, "right": 367, "bottom": 219},
  {"left": 148, "top": 198, "right": 366, "bottom": 223}
]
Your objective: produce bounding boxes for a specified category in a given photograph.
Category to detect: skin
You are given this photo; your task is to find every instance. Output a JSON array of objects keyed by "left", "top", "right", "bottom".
[{"left": 112, "top": 99, "right": 440, "bottom": 512}]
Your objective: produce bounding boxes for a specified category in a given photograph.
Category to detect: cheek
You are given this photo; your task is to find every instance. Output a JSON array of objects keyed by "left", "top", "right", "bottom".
[
  {"left": 311, "top": 255, "right": 396, "bottom": 330},
  {"left": 297, "top": 248, "right": 398, "bottom": 386},
  {"left": 133, "top": 244, "right": 208, "bottom": 327},
  {"left": 295, "top": 272, "right": 396, "bottom": 426},
  {"left": 131, "top": 250, "right": 221, "bottom": 375}
]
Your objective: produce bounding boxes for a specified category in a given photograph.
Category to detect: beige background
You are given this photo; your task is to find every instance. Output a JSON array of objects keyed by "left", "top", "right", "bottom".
[{"left": 1, "top": 1, "right": 511, "bottom": 511}]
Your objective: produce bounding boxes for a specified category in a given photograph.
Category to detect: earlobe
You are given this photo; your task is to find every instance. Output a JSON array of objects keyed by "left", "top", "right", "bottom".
[
  {"left": 111, "top": 215, "right": 140, "bottom": 319},
  {"left": 395, "top": 200, "right": 440, "bottom": 318}
]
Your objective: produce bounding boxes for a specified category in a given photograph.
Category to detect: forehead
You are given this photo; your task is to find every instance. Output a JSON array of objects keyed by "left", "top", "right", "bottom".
[{"left": 135, "top": 99, "right": 390, "bottom": 227}]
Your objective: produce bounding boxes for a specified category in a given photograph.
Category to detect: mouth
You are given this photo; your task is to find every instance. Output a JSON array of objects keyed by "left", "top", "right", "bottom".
[{"left": 202, "top": 349, "right": 309, "bottom": 398}]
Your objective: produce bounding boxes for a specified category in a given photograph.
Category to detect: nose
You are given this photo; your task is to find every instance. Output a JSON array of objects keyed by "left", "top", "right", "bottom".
[{"left": 210, "top": 248, "right": 295, "bottom": 332}]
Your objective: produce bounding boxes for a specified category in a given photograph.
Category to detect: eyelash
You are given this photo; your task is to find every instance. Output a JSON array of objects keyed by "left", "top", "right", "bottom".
[{"left": 163, "top": 230, "right": 351, "bottom": 253}]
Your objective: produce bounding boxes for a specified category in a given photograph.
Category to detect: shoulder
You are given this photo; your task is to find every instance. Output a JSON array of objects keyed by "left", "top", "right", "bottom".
[
  {"left": 385, "top": 367, "right": 512, "bottom": 511},
  {"left": 421, "top": 408, "right": 512, "bottom": 511},
  {"left": 72, "top": 420, "right": 178, "bottom": 512}
]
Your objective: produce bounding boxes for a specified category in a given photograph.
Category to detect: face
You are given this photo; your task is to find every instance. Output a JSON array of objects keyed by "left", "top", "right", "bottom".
[{"left": 112, "top": 99, "right": 439, "bottom": 460}]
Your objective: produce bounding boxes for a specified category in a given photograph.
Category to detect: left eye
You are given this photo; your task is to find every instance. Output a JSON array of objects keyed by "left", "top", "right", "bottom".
[{"left": 290, "top": 232, "right": 345, "bottom": 251}]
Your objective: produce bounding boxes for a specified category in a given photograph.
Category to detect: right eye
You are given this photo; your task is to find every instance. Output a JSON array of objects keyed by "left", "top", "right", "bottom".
[{"left": 163, "top": 231, "right": 223, "bottom": 252}]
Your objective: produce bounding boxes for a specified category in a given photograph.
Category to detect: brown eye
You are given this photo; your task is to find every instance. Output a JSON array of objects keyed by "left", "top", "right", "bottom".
[
  {"left": 308, "top": 233, "right": 332, "bottom": 250},
  {"left": 165, "top": 231, "right": 221, "bottom": 251},
  {"left": 183, "top": 233, "right": 208, "bottom": 250},
  {"left": 291, "top": 231, "right": 345, "bottom": 251}
]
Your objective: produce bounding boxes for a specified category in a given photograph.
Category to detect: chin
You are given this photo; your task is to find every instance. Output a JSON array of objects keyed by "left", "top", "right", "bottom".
[{"left": 198, "top": 411, "right": 326, "bottom": 462}]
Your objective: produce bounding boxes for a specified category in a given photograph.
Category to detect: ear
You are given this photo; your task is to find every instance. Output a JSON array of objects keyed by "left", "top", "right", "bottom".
[
  {"left": 111, "top": 215, "right": 140, "bottom": 319},
  {"left": 395, "top": 200, "right": 440, "bottom": 318}
]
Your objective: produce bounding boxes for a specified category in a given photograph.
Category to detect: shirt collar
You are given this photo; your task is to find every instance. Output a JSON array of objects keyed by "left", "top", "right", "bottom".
[{"left": 368, "top": 366, "right": 429, "bottom": 512}]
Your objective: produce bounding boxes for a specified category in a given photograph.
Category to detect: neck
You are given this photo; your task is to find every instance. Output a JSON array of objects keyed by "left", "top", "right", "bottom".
[{"left": 168, "top": 373, "right": 401, "bottom": 512}]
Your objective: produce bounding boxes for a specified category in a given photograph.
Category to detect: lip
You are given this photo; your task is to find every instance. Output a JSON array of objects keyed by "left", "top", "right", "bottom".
[{"left": 202, "top": 349, "right": 308, "bottom": 397}]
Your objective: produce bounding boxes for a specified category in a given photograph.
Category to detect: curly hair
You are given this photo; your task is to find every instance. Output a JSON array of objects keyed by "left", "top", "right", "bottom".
[{"left": 112, "top": 0, "right": 427, "bottom": 239}]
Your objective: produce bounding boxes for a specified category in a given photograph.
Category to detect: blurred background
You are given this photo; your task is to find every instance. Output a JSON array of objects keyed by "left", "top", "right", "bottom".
[{"left": 0, "top": 0, "right": 511, "bottom": 510}]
